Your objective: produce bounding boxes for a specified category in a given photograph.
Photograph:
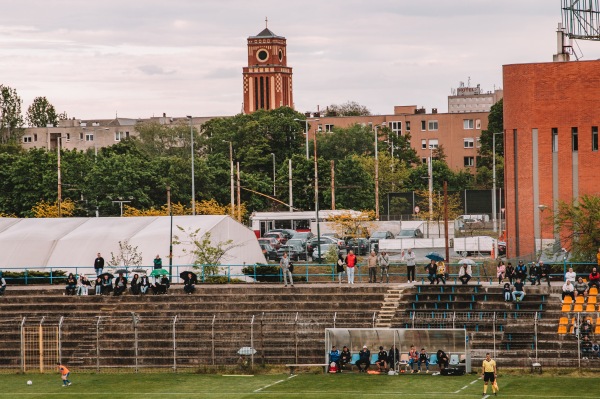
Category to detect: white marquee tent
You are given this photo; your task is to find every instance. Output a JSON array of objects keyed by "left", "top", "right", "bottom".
[{"left": 0, "top": 215, "right": 265, "bottom": 276}]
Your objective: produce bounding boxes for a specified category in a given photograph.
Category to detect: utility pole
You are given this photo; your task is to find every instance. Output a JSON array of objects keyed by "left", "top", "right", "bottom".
[
  {"left": 57, "top": 136, "right": 62, "bottom": 217},
  {"left": 330, "top": 160, "right": 335, "bottom": 210},
  {"left": 288, "top": 159, "right": 293, "bottom": 212}
]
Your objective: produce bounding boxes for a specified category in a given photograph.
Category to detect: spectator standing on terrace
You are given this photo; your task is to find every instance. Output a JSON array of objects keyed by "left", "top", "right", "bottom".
[
  {"left": 458, "top": 263, "right": 472, "bottom": 285},
  {"left": 497, "top": 261, "right": 506, "bottom": 284},
  {"left": 539, "top": 261, "right": 551, "bottom": 286},
  {"left": 512, "top": 278, "right": 526, "bottom": 302},
  {"left": 328, "top": 345, "right": 341, "bottom": 373},
  {"left": 356, "top": 345, "right": 371, "bottom": 373},
  {"left": 528, "top": 262, "right": 541, "bottom": 285},
  {"left": 340, "top": 346, "right": 351, "bottom": 371},
  {"left": 345, "top": 250, "right": 357, "bottom": 285},
  {"left": 93, "top": 253, "right": 104, "bottom": 277},
  {"left": 279, "top": 252, "right": 294, "bottom": 288},
  {"left": 505, "top": 262, "right": 515, "bottom": 284},
  {"left": 367, "top": 251, "right": 378, "bottom": 283},
  {"left": 153, "top": 255, "right": 162, "bottom": 270},
  {"left": 378, "top": 251, "right": 390, "bottom": 284},
  {"left": 503, "top": 282, "right": 512, "bottom": 302},
  {"left": 588, "top": 267, "right": 600, "bottom": 290},
  {"left": 515, "top": 260, "right": 527, "bottom": 281},
  {"left": 561, "top": 280, "right": 575, "bottom": 302},
  {"left": 565, "top": 267, "right": 577, "bottom": 284},
  {"left": 336, "top": 253, "right": 345, "bottom": 284},
  {"left": 481, "top": 353, "right": 498, "bottom": 396},
  {"left": 0, "top": 272, "right": 6, "bottom": 296},
  {"left": 403, "top": 248, "right": 417, "bottom": 283},
  {"left": 408, "top": 345, "right": 419, "bottom": 372},
  {"left": 574, "top": 277, "right": 589, "bottom": 298},
  {"left": 425, "top": 260, "right": 437, "bottom": 285}
]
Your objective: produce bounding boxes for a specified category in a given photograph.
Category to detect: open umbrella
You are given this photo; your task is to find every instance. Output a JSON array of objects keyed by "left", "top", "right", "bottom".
[
  {"left": 99, "top": 272, "right": 114, "bottom": 279},
  {"left": 179, "top": 271, "right": 198, "bottom": 280},
  {"left": 237, "top": 347, "right": 257, "bottom": 355},
  {"left": 114, "top": 269, "right": 128, "bottom": 274},
  {"left": 150, "top": 268, "right": 169, "bottom": 277},
  {"left": 425, "top": 252, "right": 445, "bottom": 262},
  {"left": 131, "top": 268, "right": 146, "bottom": 273},
  {"left": 458, "top": 259, "right": 476, "bottom": 265}
]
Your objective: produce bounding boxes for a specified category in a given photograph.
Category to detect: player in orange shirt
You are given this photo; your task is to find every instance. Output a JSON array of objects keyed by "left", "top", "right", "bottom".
[{"left": 57, "top": 362, "right": 72, "bottom": 387}]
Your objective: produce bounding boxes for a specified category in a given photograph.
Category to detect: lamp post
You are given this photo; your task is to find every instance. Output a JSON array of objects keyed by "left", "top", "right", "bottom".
[
  {"left": 187, "top": 116, "right": 195, "bottom": 215},
  {"left": 57, "top": 135, "right": 62, "bottom": 217},
  {"left": 492, "top": 132, "right": 504, "bottom": 233},
  {"left": 313, "top": 130, "right": 321, "bottom": 262},
  {"left": 112, "top": 198, "right": 132, "bottom": 217},
  {"left": 271, "top": 153, "right": 276, "bottom": 196},
  {"left": 229, "top": 141, "right": 234, "bottom": 217},
  {"left": 538, "top": 204, "right": 547, "bottom": 260},
  {"left": 294, "top": 118, "right": 319, "bottom": 160},
  {"left": 374, "top": 125, "right": 380, "bottom": 220},
  {"left": 167, "top": 186, "right": 173, "bottom": 278}
]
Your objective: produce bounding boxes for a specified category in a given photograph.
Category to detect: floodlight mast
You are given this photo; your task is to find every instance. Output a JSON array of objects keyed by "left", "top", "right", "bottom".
[{"left": 561, "top": 0, "right": 600, "bottom": 41}]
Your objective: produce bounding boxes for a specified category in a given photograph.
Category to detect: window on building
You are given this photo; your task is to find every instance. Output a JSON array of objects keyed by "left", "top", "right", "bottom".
[
  {"left": 23, "top": 136, "right": 32, "bottom": 143},
  {"left": 33, "top": 134, "right": 38, "bottom": 142},
  {"left": 421, "top": 139, "right": 427, "bottom": 149},
  {"left": 572, "top": 127, "right": 578, "bottom": 152},
  {"left": 85, "top": 133, "right": 94, "bottom": 142},
  {"left": 115, "top": 131, "right": 130, "bottom": 141},
  {"left": 389, "top": 121, "right": 402, "bottom": 134},
  {"left": 65, "top": 133, "right": 70, "bottom": 142},
  {"left": 463, "top": 119, "right": 474, "bottom": 129},
  {"left": 428, "top": 120, "right": 438, "bottom": 131},
  {"left": 593, "top": 126, "right": 599, "bottom": 152},
  {"left": 421, "top": 158, "right": 427, "bottom": 164},
  {"left": 325, "top": 124, "right": 334, "bottom": 132},
  {"left": 406, "top": 121, "right": 411, "bottom": 131},
  {"left": 552, "top": 128, "right": 558, "bottom": 153},
  {"left": 421, "top": 120, "right": 426, "bottom": 131},
  {"left": 464, "top": 156, "right": 474, "bottom": 167},
  {"left": 79, "top": 132, "right": 84, "bottom": 140},
  {"left": 475, "top": 119, "right": 481, "bottom": 129},
  {"left": 428, "top": 139, "right": 439, "bottom": 149},
  {"left": 464, "top": 138, "right": 474, "bottom": 148},
  {"left": 317, "top": 124, "right": 322, "bottom": 132}
]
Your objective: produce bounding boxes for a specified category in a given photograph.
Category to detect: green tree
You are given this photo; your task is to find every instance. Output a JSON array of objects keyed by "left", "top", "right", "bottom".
[
  {"left": 26, "top": 96, "right": 58, "bottom": 127},
  {"left": 476, "top": 99, "right": 504, "bottom": 188},
  {"left": 554, "top": 194, "right": 600, "bottom": 262},
  {"left": 134, "top": 120, "right": 193, "bottom": 157},
  {"left": 173, "top": 229, "right": 241, "bottom": 275},
  {"left": 324, "top": 101, "right": 371, "bottom": 116},
  {"left": 0, "top": 84, "right": 24, "bottom": 144},
  {"left": 316, "top": 124, "right": 375, "bottom": 161}
]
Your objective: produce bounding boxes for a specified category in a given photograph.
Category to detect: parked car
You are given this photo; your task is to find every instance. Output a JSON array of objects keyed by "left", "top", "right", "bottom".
[
  {"left": 312, "top": 243, "right": 338, "bottom": 262},
  {"left": 263, "top": 231, "right": 286, "bottom": 245},
  {"left": 266, "top": 229, "right": 295, "bottom": 243},
  {"left": 307, "top": 236, "right": 345, "bottom": 253},
  {"left": 369, "top": 230, "right": 395, "bottom": 252},
  {"left": 258, "top": 237, "right": 281, "bottom": 250},
  {"left": 345, "top": 237, "right": 370, "bottom": 255},
  {"left": 291, "top": 231, "right": 315, "bottom": 247},
  {"left": 276, "top": 239, "right": 309, "bottom": 261},
  {"left": 259, "top": 242, "right": 278, "bottom": 261},
  {"left": 397, "top": 228, "right": 424, "bottom": 239}
]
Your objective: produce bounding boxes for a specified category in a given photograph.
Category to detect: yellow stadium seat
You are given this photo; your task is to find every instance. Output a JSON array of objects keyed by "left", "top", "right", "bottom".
[
  {"left": 575, "top": 296, "right": 585, "bottom": 304},
  {"left": 559, "top": 317, "right": 569, "bottom": 325},
  {"left": 588, "top": 296, "right": 597, "bottom": 304},
  {"left": 561, "top": 304, "right": 572, "bottom": 312},
  {"left": 590, "top": 287, "right": 598, "bottom": 296},
  {"left": 557, "top": 325, "right": 567, "bottom": 334},
  {"left": 596, "top": 325, "right": 600, "bottom": 334},
  {"left": 573, "top": 304, "right": 583, "bottom": 312},
  {"left": 596, "top": 317, "right": 600, "bottom": 326},
  {"left": 585, "top": 304, "right": 596, "bottom": 312},
  {"left": 564, "top": 296, "right": 573, "bottom": 304},
  {"left": 569, "top": 325, "right": 575, "bottom": 334}
]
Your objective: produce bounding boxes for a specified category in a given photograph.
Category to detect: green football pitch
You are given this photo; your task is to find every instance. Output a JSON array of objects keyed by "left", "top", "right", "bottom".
[{"left": 0, "top": 372, "right": 596, "bottom": 398}]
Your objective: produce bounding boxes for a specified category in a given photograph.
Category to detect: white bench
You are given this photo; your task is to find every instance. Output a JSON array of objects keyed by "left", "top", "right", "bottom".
[{"left": 285, "top": 363, "right": 329, "bottom": 375}]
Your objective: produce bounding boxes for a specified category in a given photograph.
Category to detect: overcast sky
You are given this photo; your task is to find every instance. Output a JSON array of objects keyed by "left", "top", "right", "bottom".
[{"left": 1, "top": 0, "right": 599, "bottom": 120}]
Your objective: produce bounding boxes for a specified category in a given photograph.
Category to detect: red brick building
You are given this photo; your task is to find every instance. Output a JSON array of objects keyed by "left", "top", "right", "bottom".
[
  {"left": 503, "top": 60, "right": 600, "bottom": 258},
  {"left": 242, "top": 27, "right": 293, "bottom": 113}
]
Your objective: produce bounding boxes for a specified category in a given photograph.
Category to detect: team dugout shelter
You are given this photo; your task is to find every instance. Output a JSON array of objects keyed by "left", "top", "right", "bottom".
[{"left": 325, "top": 328, "right": 471, "bottom": 373}]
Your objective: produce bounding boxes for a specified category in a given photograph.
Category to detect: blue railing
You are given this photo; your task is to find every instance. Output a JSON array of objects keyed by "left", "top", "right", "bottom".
[{"left": 0, "top": 260, "right": 596, "bottom": 285}]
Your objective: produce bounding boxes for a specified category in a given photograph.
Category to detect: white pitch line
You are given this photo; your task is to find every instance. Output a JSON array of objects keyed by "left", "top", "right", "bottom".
[
  {"left": 454, "top": 377, "right": 481, "bottom": 393},
  {"left": 253, "top": 375, "right": 296, "bottom": 393}
]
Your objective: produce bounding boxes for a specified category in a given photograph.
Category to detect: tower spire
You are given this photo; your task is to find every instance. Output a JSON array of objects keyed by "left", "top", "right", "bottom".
[{"left": 265, "top": 16, "right": 268, "bottom": 28}]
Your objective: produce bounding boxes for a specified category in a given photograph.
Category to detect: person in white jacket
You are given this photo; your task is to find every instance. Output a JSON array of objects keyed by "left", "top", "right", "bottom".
[
  {"left": 564, "top": 267, "right": 577, "bottom": 284},
  {"left": 403, "top": 249, "right": 417, "bottom": 283},
  {"left": 562, "top": 280, "right": 575, "bottom": 302},
  {"left": 458, "top": 263, "right": 472, "bottom": 285}
]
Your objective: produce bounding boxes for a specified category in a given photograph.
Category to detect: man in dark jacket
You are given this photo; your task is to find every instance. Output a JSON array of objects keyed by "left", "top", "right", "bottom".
[
  {"left": 340, "top": 346, "right": 351, "bottom": 371},
  {"left": 356, "top": 345, "right": 371, "bottom": 373},
  {"left": 425, "top": 261, "right": 437, "bottom": 285},
  {"left": 528, "top": 263, "right": 541, "bottom": 285},
  {"left": 539, "top": 261, "right": 551, "bottom": 286},
  {"left": 113, "top": 273, "right": 127, "bottom": 296},
  {"left": 94, "top": 253, "right": 104, "bottom": 277},
  {"left": 515, "top": 260, "right": 527, "bottom": 281}
]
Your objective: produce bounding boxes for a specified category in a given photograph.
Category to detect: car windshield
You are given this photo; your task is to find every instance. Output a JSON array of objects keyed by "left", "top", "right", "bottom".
[
  {"left": 293, "top": 232, "right": 310, "bottom": 239},
  {"left": 264, "top": 233, "right": 279, "bottom": 238},
  {"left": 287, "top": 240, "right": 304, "bottom": 249},
  {"left": 398, "top": 230, "right": 414, "bottom": 237}
]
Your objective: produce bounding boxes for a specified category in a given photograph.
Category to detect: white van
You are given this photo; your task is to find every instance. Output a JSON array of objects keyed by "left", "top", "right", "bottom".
[{"left": 457, "top": 214, "right": 490, "bottom": 223}]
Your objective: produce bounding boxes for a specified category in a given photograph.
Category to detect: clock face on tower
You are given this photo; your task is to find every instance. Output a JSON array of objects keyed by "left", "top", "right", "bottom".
[{"left": 257, "top": 49, "right": 269, "bottom": 62}]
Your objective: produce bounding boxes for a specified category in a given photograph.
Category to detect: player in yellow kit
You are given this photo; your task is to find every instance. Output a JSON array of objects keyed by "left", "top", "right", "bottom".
[{"left": 481, "top": 352, "right": 497, "bottom": 396}]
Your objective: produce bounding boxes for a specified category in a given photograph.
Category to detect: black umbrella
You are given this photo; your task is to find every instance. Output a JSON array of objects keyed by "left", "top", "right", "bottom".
[
  {"left": 114, "top": 269, "right": 128, "bottom": 274},
  {"left": 179, "top": 271, "right": 198, "bottom": 280},
  {"left": 99, "top": 272, "right": 114, "bottom": 279}
]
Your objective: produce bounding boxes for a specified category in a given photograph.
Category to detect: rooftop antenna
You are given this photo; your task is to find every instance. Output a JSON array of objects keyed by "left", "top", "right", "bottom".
[{"left": 265, "top": 16, "right": 268, "bottom": 28}]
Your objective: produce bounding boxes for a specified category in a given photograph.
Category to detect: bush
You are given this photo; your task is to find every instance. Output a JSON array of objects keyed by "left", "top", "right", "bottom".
[
  {"left": 202, "top": 276, "right": 245, "bottom": 284},
  {"left": 241, "top": 264, "right": 306, "bottom": 283},
  {"left": 1, "top": 270, "right": 68, "bottom": 285}
]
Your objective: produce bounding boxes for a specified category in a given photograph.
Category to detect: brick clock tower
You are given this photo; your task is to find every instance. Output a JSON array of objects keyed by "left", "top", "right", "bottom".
[{"left": 243, "top": 23, "right": 293, "bottom": 113}]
